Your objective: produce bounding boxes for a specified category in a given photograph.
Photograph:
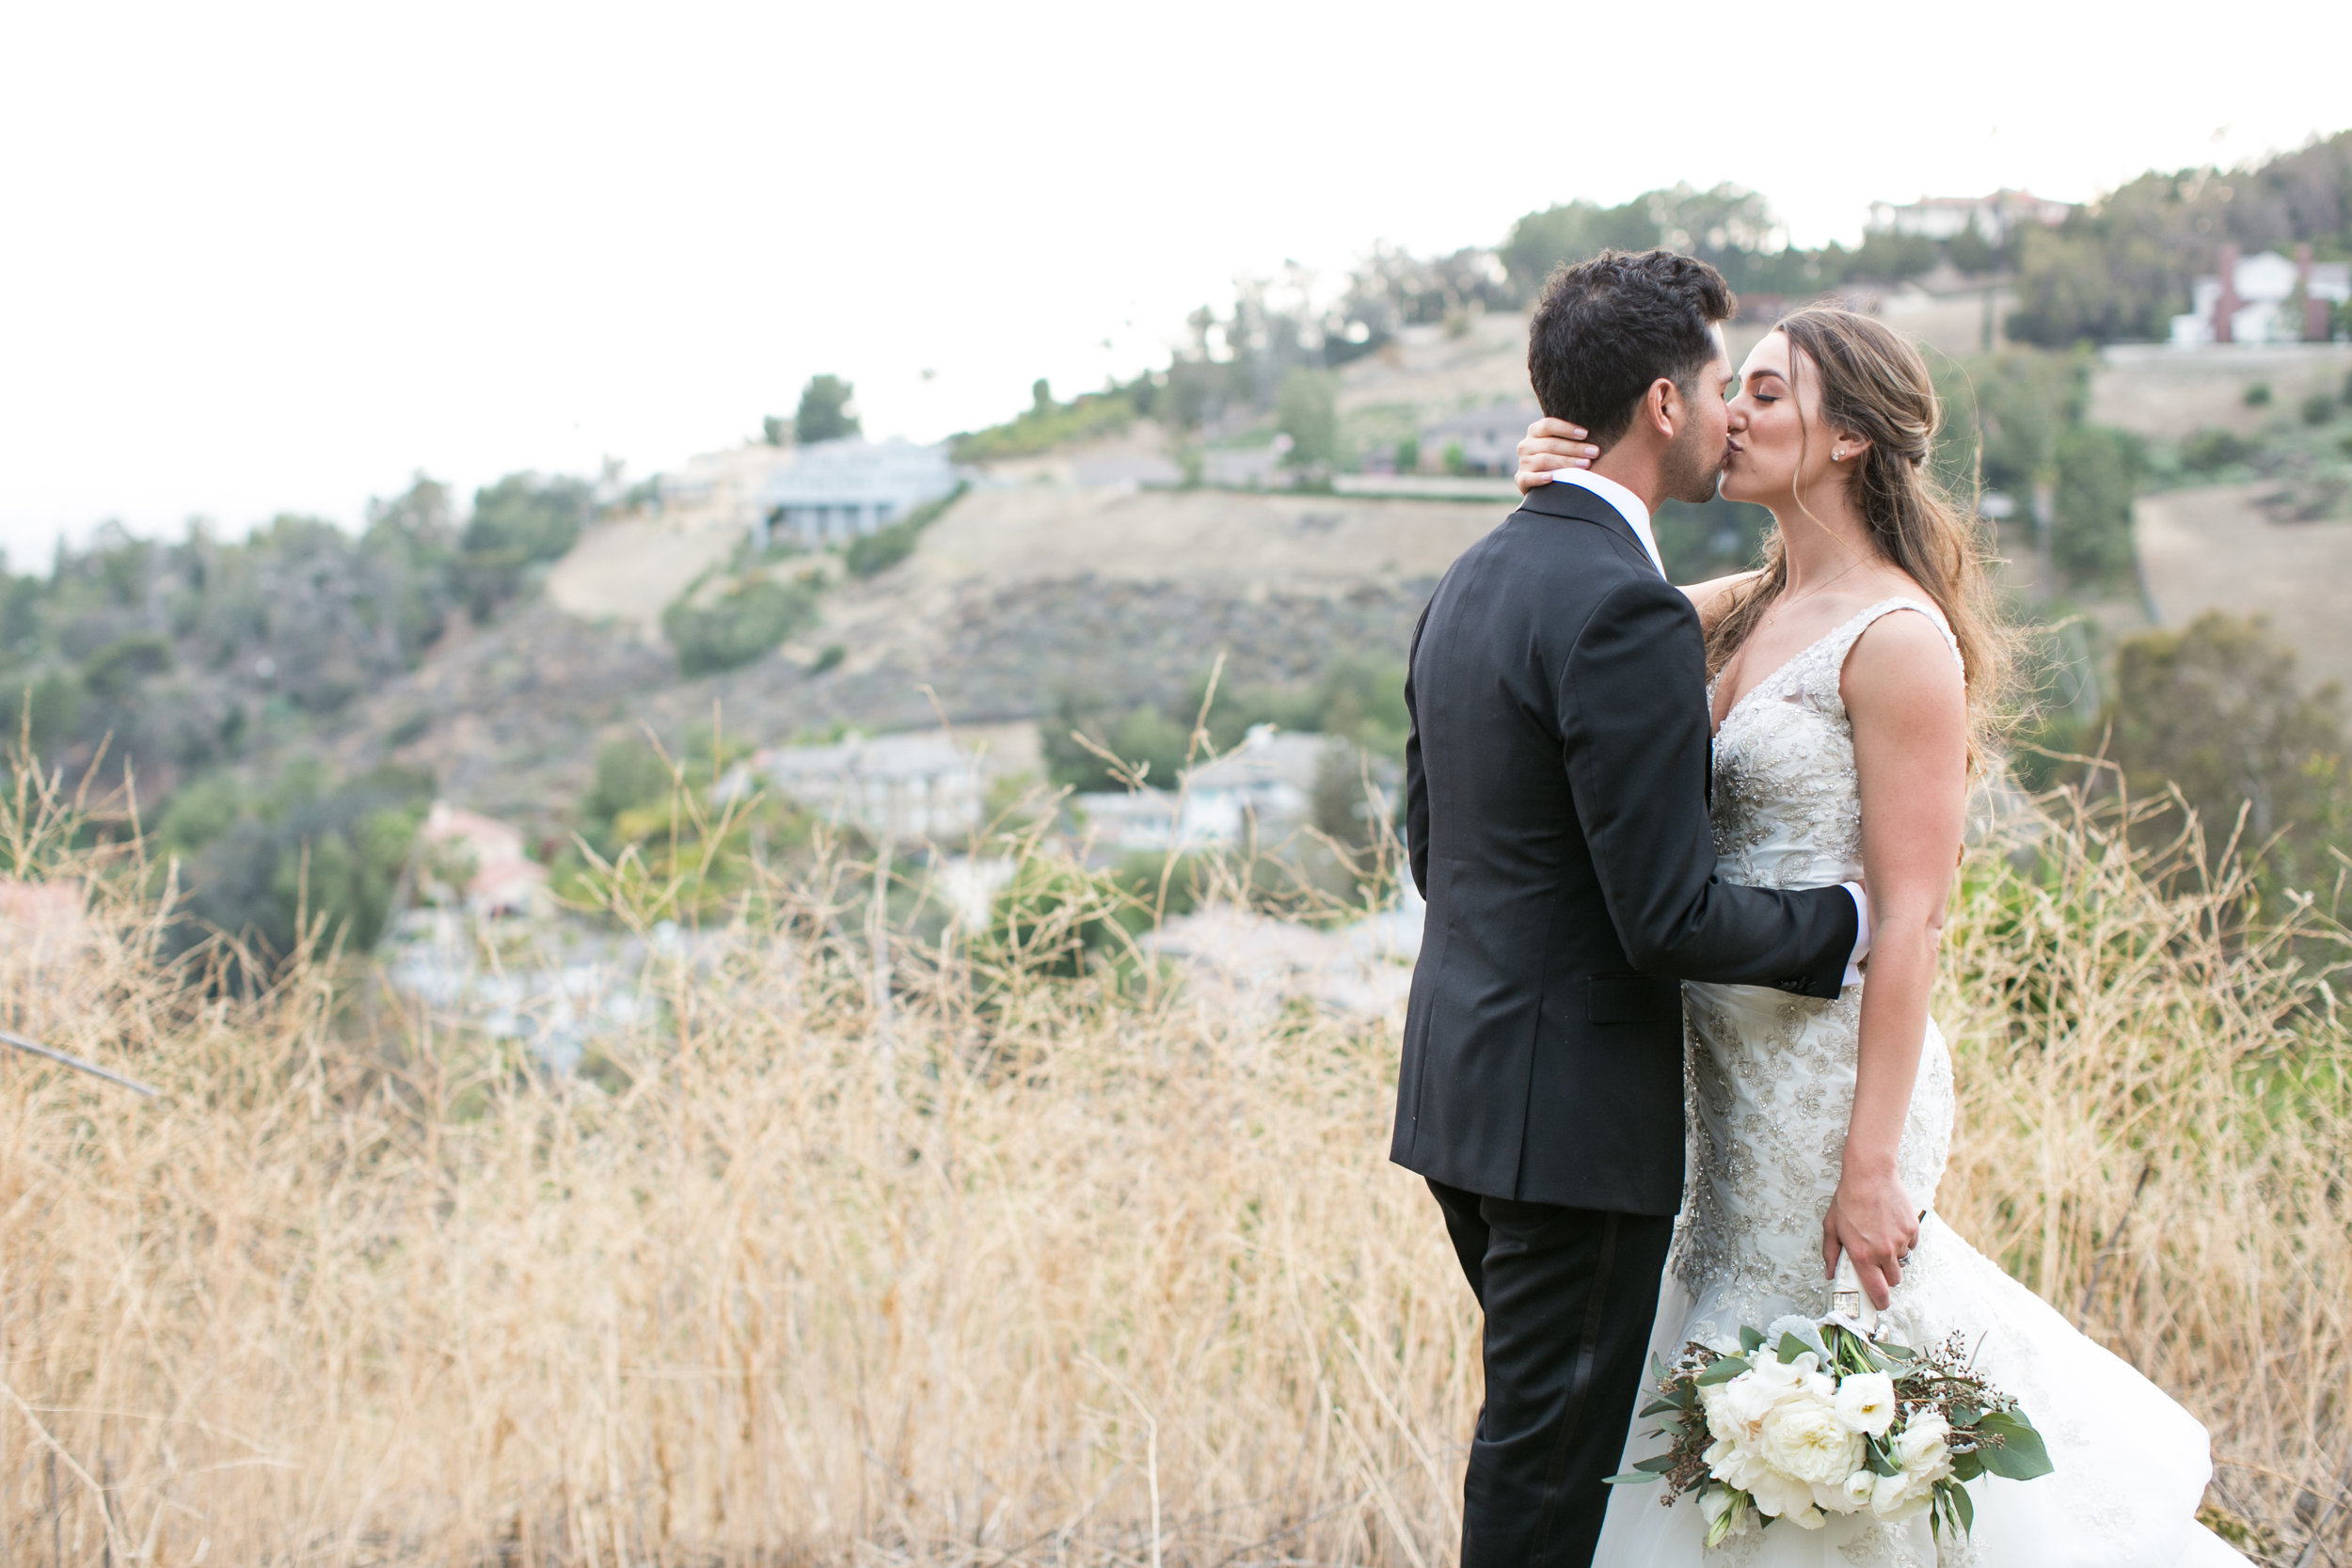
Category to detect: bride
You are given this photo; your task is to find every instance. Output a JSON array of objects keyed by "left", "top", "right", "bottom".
[{"left": 1514, "top": 307, "right": 2242, "bottom": 1565}]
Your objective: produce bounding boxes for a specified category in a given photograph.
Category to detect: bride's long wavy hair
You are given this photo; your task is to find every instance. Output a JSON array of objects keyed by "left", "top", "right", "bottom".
[{"left": 1705, "top": 305, "right": 2012, "bottom": 774}]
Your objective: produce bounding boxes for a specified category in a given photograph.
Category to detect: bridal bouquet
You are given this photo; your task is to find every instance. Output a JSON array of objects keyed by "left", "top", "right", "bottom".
[{"left": 1607, "top": 1314, "right": 2052, "bottom": 1544}]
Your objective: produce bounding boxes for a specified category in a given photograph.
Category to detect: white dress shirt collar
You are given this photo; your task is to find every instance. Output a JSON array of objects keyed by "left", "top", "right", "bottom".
[{"left": 1551, "top": 469, "right": 1665, "bottom": 578}]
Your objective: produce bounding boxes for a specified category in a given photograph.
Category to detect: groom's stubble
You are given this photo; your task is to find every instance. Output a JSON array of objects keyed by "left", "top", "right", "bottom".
[{"left": 1658, "top": 404, "right": 1727, "bottom": 505}]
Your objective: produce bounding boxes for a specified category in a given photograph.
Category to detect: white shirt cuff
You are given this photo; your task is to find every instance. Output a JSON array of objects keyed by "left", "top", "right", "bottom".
[{"left": 1841, "top": 881, "right": 1869, "bottom": 987}]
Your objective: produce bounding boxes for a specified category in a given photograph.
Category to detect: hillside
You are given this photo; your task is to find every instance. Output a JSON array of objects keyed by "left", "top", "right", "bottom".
[{"left": 305, "top": 485, "right": 1501, "bottom": 832}]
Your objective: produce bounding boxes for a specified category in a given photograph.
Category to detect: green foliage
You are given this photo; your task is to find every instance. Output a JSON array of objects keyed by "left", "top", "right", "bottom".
[
  {"left": 557, "top": 726, "right": 807, "bottom": 921},
  {"left": 2181, "top": 427, "right": 2258, "bottom": 472},
  {"left": 974, "top": 857, "right": 1143, "bottom": 981},
  {"left": 2244, "top": 381, "right": 2273, "bottom": 408},
  {"left": 950, "top": 383, "right": 1140, "bottom": 462},
  {"left": 1652, "top": 496, "right": 1771, "bottom": 583},
  {"left": 1046, "top": 657, "right": 1412, "bottom": 795},
  {"left": 842, "top": 482, "right": 967, "bottom": 578},
  {"left": 164, "top": 758, "right": 434, "bottom": 964},
  {"left": 1500, "top": 196, "right": 1663, "bottom": 298},
  {"left": 661, "top": 575, "right": 821, "bottom": 677},
  {"left": 2302, "top": 390, "right": 2337, "bottom": 425},
  {"left": 762, "top": 415, "right": 788, "bottom": 447},
  {"left": 1931, "top": 350, "right": 2091, "bottom": 494},
  {"left": 459, "top": 472, "right": 592, "bottom": 621},
  {"left": 80, "top": 633, "right": 172, "bottom": 701},
  {"left": 1838, "top": 228, "right": 1941, "bottom": 282},
  {"left": 1275, "top": 368, "right": 1338, "bottom": 468},
  {"left": 2105, "top": 611, "right": 2350, "bottom": 890},
  {"left": 2009, "top": 132, "right": 2352, "bottom": 346},
  {"left": 2051, "top": 426, "right": 2146, "bottom": 587},
  {"left": 1043, "top": 698, "right": 1193, "bottom": 793},
  {"left": 794, "top": 374, "right": 861, "bottom": 445}
]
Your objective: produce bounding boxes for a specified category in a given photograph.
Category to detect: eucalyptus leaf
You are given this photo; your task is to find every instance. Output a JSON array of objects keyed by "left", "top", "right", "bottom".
[
  {"left": 1695, "top": 1355, "right": 1751, "bottom": 1386},
  {"left": 1739, "top": 1326, "right": 1766, "bottom": 1354},
  {"left": 1975, "top": 1411, "right": 2055, "bottom": 1480}
]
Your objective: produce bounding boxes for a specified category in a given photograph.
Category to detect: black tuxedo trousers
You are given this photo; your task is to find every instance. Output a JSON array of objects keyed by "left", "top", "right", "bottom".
[
  {"left": 1393, "top": 483, "right": 1858, "bottom": 1564},
  {"left": 1429, "top": 1180, "right": 1674, "bottom": 1567}
]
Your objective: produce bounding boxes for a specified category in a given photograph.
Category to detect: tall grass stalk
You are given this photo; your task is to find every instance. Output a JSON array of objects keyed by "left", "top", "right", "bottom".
[{"left": 1, "top": 768, "right": 2345, "bottom": 1564}]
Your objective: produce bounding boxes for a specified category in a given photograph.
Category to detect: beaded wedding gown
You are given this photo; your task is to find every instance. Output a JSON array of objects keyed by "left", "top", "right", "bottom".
[{"left": 1593, "top": 599, "right": 2242, "bottom": 1566}]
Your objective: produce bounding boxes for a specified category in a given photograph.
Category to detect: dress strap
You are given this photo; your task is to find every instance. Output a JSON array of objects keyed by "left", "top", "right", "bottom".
[{"left": 1829, "top": 596, "right": 1965, "bottom": 683}]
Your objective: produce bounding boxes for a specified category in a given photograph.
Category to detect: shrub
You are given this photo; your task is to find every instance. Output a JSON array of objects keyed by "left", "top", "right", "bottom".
[
  {"left": 2302, "top": 390, "right": 2338, "bottom": 426},
  {"left": 661, "top": 577, "right": 820, "bottom": 676},
  {"left": 2180, "top": 426, "right": 2256, "bottom": 472},
  {"left": 2244, "top": 381, "right": 2273, "bottom": 407},
  {"left": 842, "top": 483, "right": 966, "bottom": 578}
]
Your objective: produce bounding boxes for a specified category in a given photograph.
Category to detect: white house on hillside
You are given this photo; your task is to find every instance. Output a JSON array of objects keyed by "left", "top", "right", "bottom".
[
  {"left": 2169, "top": 245, "right": 2350, "bottom": 347},
  {"left": 757, "top": 438, "right": 960, "bottom": 548},
  {"left": 1420, "top": 404, "right": 1538, "bottom": 477},
  {"left": 1073, "top": 725, "right": 1392, "bottom": 853},
  {"left": 1866, "top": 190, "right": 2073, "bottom": 245},
  {"left": 719, "top": 722, "right": 1041, "bottom": 843}
]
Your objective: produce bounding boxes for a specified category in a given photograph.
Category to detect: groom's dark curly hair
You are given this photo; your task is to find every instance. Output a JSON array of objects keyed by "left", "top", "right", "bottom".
[{"left": 1528, "top": 249, "right": 1735, "bottom": 449}]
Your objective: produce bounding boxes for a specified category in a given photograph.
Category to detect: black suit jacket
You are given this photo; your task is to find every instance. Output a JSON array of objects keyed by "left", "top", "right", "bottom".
[{"left": 1391, "top": 481, "right": 1856, "bottom": 1216}]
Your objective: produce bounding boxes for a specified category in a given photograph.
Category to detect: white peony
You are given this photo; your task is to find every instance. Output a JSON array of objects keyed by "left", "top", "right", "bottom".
[
  {"left": 1758, "top": 1394, "right": 1866, "bottom": 1488},
  {"left": 1833, "top": 1370, "right": 1899, "bottom": 1436},
  {"left": 1744, "top": 1465, "right": 1826, "bottom": 1527}
]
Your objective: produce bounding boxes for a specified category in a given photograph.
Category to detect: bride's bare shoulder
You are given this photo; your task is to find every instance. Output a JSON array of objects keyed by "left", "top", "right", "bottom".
[
  {"left": 1841, "top": 603, "right": 1965, "bottom": 733},
  {"left": 1679, "top": 570, "right": 1760, "bottom": 629}
]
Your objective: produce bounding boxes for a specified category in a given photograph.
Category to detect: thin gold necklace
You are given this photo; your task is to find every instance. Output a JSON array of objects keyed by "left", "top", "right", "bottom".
[{"left": 1718, "top": 553, "right": 1870, "bottom": 706}]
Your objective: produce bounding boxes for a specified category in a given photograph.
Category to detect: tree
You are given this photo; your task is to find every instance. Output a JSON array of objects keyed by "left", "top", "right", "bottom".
[
  {"left": 1276, "top": 368, "right": 1338, "bottom": 468},
  {"left": 2050, "top": 425, "right": 2144, "bottom": 587},
  {"left": 2106, "top": 611, "right": 2349, "bottom": 886},
  {"left": 1500, "top": 198, "right": 1661, "bottom": 300},
  {"left": 458, "top": 473, "right": 593, "bottom": 620},
  {"left": 794, "top": 375, "right": 860, "bottom": 445}
]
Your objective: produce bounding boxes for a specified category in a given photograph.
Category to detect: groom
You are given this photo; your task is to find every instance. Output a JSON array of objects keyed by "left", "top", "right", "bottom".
[{"left": 1392, "top": 249, "right": 1867, "bottom": 1566}]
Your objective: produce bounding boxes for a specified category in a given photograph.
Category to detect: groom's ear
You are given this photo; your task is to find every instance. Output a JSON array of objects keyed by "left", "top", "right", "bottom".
[{"left": 1644, "top": 376, "right": 1683, "bottom": 439}]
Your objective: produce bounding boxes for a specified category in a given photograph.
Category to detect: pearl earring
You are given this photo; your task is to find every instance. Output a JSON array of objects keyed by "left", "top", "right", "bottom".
[{"left": 1833, "top": 449, "right": 1844, "bottom": 462}]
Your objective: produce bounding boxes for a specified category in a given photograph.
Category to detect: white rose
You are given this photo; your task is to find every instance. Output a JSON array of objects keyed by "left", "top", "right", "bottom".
[
  {"left": 1833, "top": 1370, "right": 1898, "bottom": 1436},
  {"left": 1870, "top": 1410, "right": 1956, "bottom": 1520},
  {"left": 1893, "top": 1410, "right": 1954, "bottom": 1481},
  {"left": 1822, "top": 1467, "right": 1877, "bottom": 1515},
  {"left": 1757, "top": 1394, "right": 1866, "bottom": 1488}
]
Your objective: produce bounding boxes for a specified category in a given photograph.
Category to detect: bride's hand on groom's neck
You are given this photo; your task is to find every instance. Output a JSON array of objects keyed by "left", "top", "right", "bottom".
[{"left": 1514, "top": 417, "right": 1597, "bottom": 494}]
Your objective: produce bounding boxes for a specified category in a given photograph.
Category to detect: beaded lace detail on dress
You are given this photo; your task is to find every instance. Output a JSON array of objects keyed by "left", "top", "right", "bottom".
[
  {"left": 1672, "top": 599, "right": 1963, "bottom": 1340},
  {"left": 1597, "top": 600, "right": 2236, "bottom": 1566}
]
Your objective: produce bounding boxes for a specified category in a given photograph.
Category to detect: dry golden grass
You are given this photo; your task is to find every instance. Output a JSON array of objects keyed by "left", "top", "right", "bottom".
[{"left": 2, "top": 769, "right": 2348, "bottom": 1566}]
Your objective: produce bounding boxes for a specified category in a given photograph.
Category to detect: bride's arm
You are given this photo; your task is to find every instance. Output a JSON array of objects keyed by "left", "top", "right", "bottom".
[
  {"left": 1682, "top": 570, "right": 1760, "bottom": 626},
  {"left": 1823, "top": 610, "right": 1969, "bottom": 1309}
]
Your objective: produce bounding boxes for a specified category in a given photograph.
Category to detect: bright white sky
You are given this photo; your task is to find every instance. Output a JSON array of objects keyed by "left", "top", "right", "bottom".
[{"left": 3, "top": 0, "right": 2347, "bottom": 562}]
